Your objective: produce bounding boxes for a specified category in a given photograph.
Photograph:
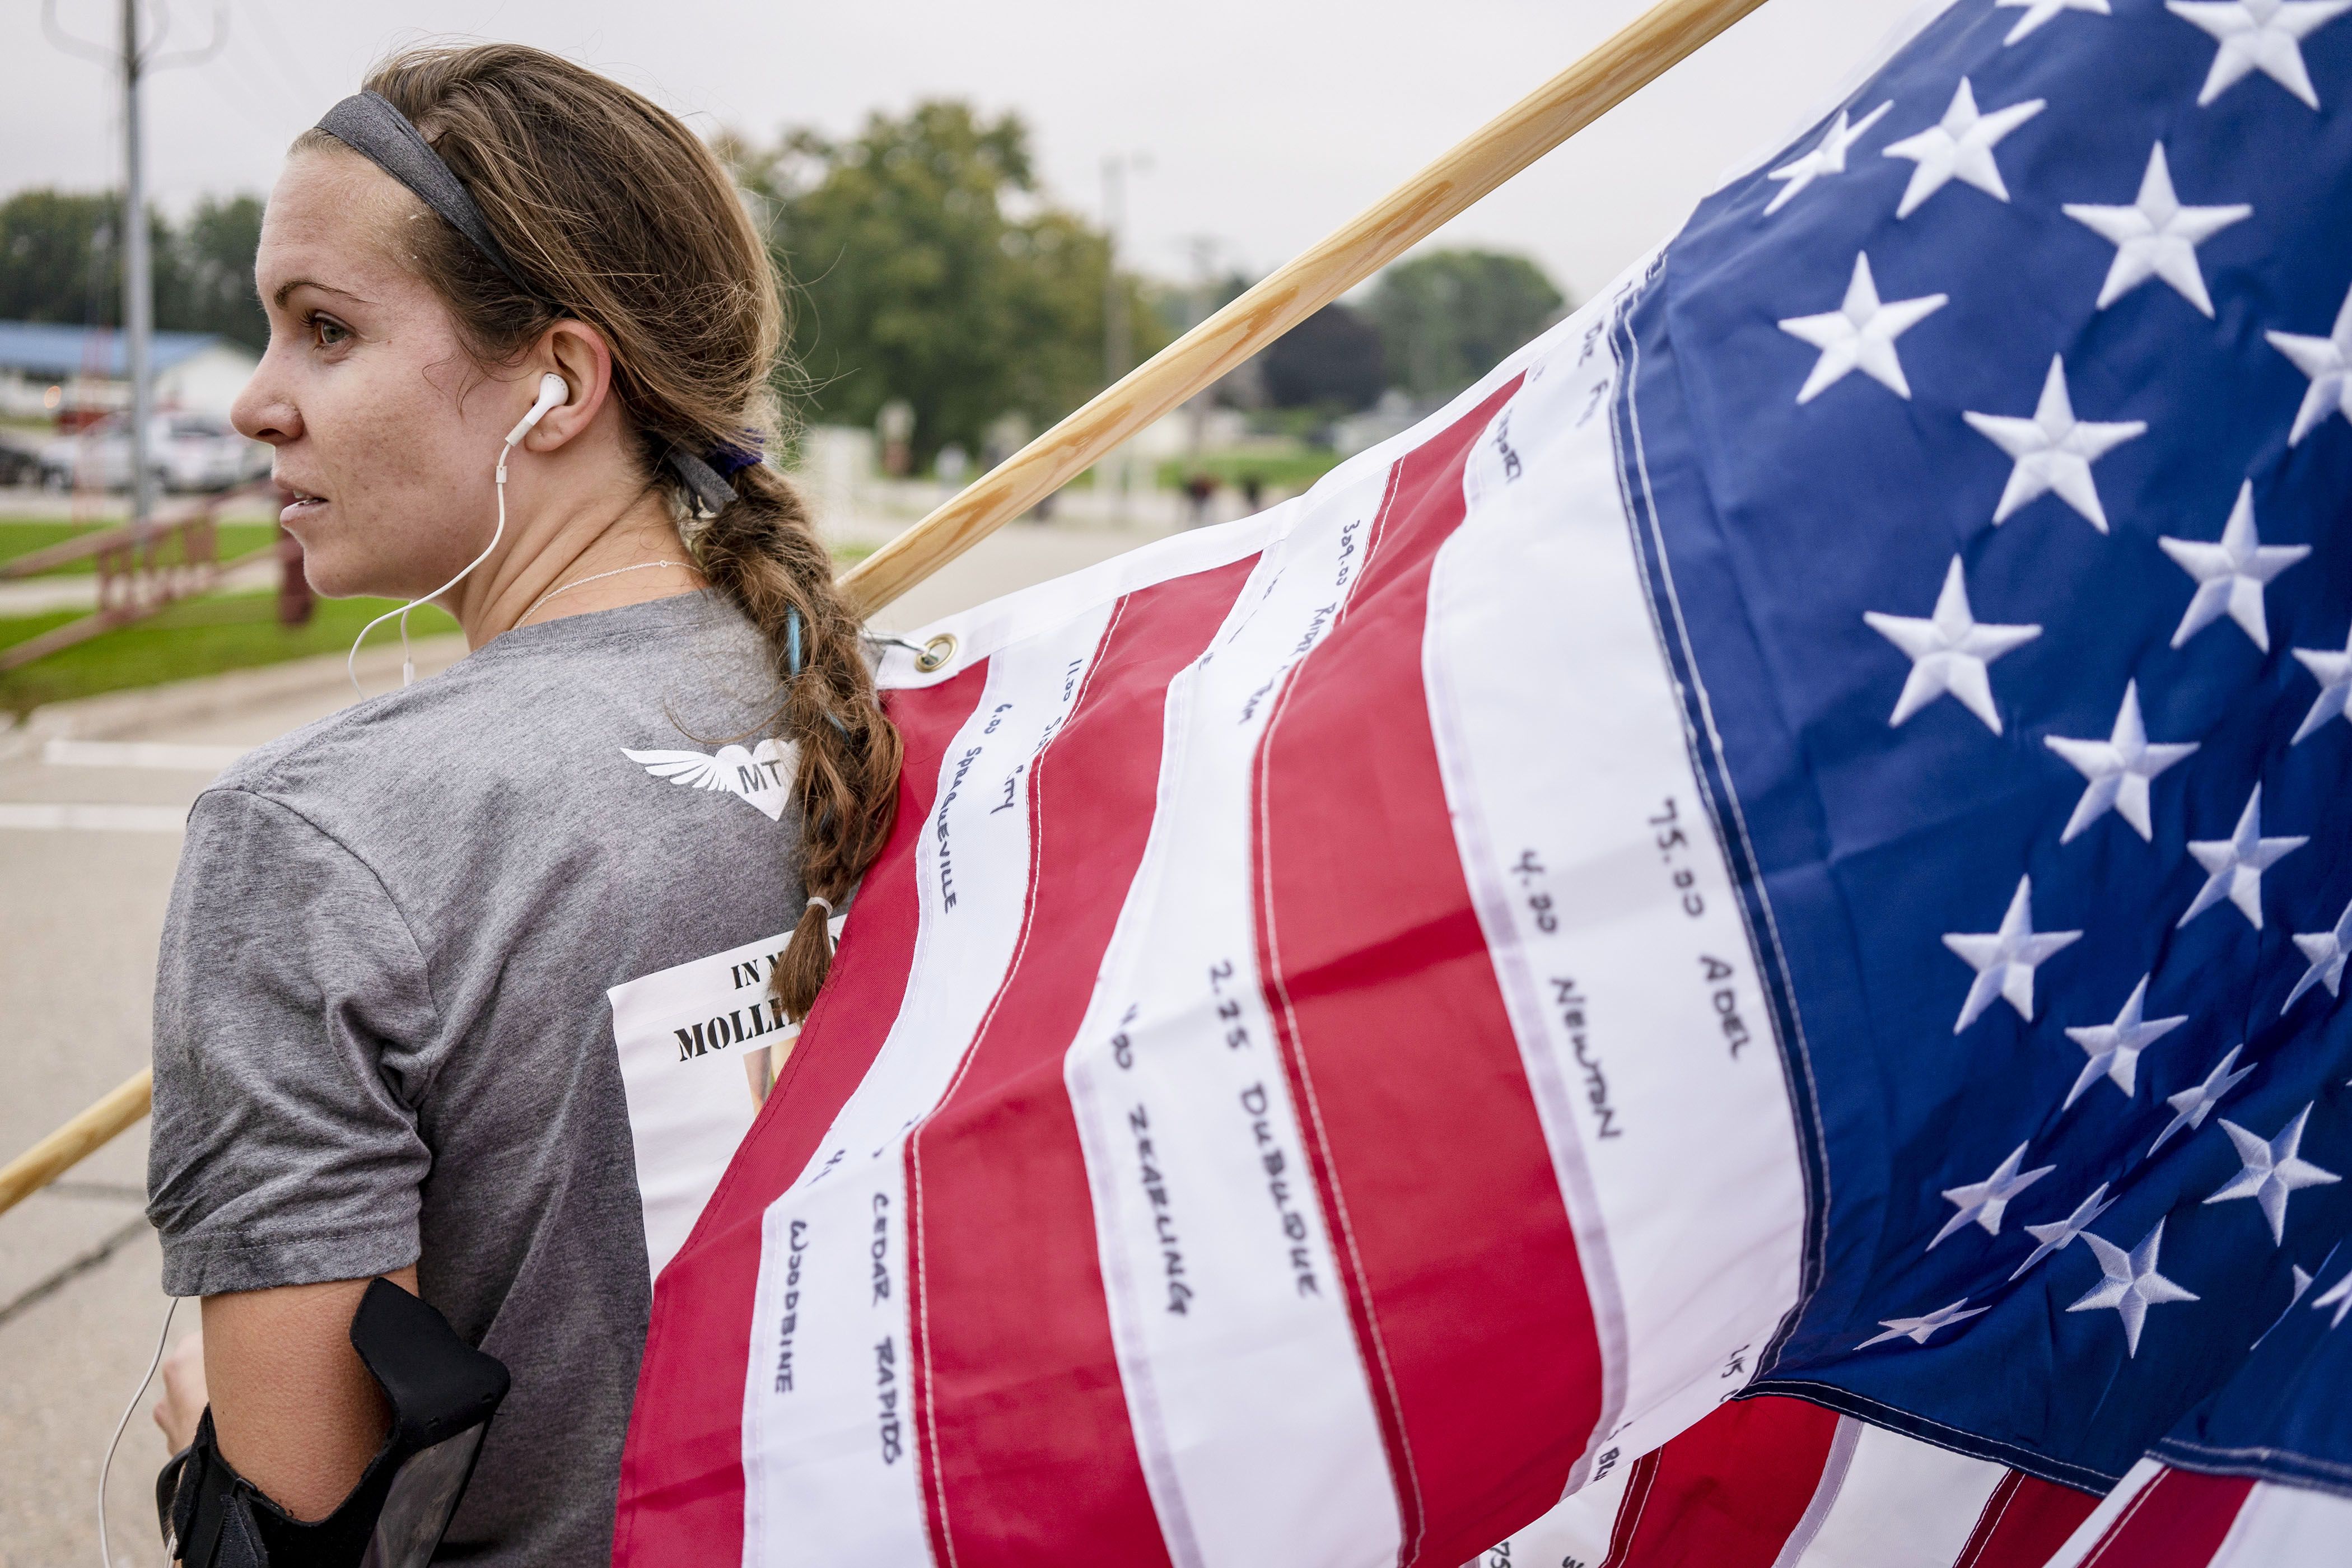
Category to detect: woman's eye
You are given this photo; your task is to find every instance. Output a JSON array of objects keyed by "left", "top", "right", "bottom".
[{"left": 306, "top": 313, "right": 352, "bottom": 349}]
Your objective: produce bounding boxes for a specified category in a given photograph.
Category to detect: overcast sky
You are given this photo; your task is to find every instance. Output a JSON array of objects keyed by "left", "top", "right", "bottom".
[{"left": 8, "top": 0, "right": 1927, "bottom": 302}]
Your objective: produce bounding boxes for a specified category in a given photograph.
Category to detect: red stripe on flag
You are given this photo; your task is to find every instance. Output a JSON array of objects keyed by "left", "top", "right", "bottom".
[
  {"left": 1597, "top": 1397, "right": 1844, "bottom": 1568},
  {"left": 2075, "top": 1468, "right": 2255, "bottom": 1568},
  {"left": 1253, "top": 380, "right": 1606, "bottom": 1565},
  {"left": 614, "top": 664, "right": 992, "bottom": 1564},
  {"left": 1951, "top": 1469, "right": 2102, "bottom": 1568},
  {"left": 905, "top": 559, "right": 1258, "bottom": 1566}
]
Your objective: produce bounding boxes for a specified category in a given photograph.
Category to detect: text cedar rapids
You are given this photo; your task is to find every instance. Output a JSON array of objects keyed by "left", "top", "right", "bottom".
[{"left": 674, "top": 947, "right": 792, "bottom": 1062}]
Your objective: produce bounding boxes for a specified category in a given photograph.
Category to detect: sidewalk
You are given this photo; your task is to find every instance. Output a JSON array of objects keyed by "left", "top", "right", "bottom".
[{"left": 0, "top": 512, "right": 1172, "bottom": 1561}]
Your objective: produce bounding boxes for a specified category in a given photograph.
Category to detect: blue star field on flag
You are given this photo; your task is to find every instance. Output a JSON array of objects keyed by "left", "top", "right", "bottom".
[{"left": 1607, "top": 0, "right": 2352, "bottom": 1491}]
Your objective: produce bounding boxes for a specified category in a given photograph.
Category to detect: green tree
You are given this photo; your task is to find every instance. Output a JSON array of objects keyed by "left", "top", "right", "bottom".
[
  {"left": 1366, "top": 249, "right": 1567, "bottom": 404},
  {"left": 725, "top": 102, "right": 1163, "bottom": 464},
  {"left": 0, "top": 188, "right": 267, "bottom": 352},
  {"left": 165, "top": 195, "right": 267, "bottom": 352},
  {"left": 0, "top": 189, "right": 138, "bottom": 328},
  {"left": 1262, "top": 302, "right": 1385, "bottom": 412}
]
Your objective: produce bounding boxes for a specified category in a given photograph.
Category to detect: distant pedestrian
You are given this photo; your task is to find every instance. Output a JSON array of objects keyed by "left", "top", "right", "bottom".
[
  {"left": 1183, "top": 470, "right": 1217, "bottom": 526},
  {"left": 935, "top": 442, "right": 970, "bottom": 490}
]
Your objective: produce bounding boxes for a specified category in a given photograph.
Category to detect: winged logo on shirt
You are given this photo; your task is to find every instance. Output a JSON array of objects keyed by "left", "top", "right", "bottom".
[{"left": 622, "top": 738, "right": 793, "bottom": 822}]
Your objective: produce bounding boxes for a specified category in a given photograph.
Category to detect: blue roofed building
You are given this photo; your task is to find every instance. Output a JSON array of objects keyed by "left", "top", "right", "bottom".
[{"left": 0, "top": 321, "right": 259, "bottom": 421}]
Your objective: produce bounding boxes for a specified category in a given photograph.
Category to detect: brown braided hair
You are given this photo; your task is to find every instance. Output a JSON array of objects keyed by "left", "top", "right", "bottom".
[{"left": 298, "top": 43, "right": 900, "bottom": 1019}]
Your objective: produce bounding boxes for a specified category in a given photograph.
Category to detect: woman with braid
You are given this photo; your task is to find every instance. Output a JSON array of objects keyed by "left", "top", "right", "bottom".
[{"left": 141, "top": 44, "right": 900, "bottom": 1564}]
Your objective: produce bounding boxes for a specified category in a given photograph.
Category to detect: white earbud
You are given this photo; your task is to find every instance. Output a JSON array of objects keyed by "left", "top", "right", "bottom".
[
  {"left": 348, "top": 370, "right": 577, "bottom": 695},
  {"left": 505, "top": 371, "right": 571, "bottom": 447}
]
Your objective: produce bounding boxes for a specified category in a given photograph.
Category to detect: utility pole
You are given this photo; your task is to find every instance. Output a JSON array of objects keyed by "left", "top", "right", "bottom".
[
  {"left": 121, "top": 0, "right": 153, "bottom": 530},
  {"left": 1101, "top": 152, "right": 1149, "bottom": 523},
  {"left": 1182, "top": 235, "right": 1222, "bottom": 459},
  {"left": 43, "top": 0, "right": 224, "bottom": 530}
]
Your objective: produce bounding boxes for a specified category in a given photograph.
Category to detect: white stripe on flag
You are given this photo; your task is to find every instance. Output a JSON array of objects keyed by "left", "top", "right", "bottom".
[
  {"left": 2211, "top": 1481, "right": 2352, "bottom": 1565},
  {"left": 1064, "top": 461, "right": 1404, "bottom": 1568},
  {"left": 741, "top": 604, "right": 1115, "bottom": 1567},
  {"left": 2045, "top": 1459, "right": 2163, "bottom": 1568},
  {"left": 742, "top": 1152, "right": 922, "bottom": 1567},
  {"left": 1782, "top": 1420, "right": 2007, "bottom": 1567},
  {"left": 1480, "top": 1455, "right": 1635, "bottom": 1567},
  {"left": 1424, "top": 270, "right": 1809, "bottom": 1485},
  {"left": 1770, "top": 1415, "right": 1861, "bottom": 1568}
]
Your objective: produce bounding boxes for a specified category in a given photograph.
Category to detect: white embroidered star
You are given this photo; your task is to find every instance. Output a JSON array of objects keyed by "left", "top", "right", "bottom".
[
  {"left": 2159, "top": 482, "right": 2309, "bottom": 652},
  {"left": 2167, "top": 0, "right": 2352, "bottom": 109},
  {"left": 1766, "top": 101, "right": 1895, "bottom": 214},
  {"left": 2256, "top": 1263, "right": 2321, "bottom": 1345},
  {"left": 2267, "top": 284, "right": 2352, "bottom": 444},
  {"left": 2286, "top": 900, "right": 2352, "bottom": 1012},
  {"left": 2062, "top": 976, "right": 2189, "bottom": 1108},
  {"left": 1864, "top": 558, "right": 2042, "bottom": 733},
  {"left": 2180, "top": 785, "right": 2306, "bottom": 928},
  {"left": 2255, "top": 1263, "right": 2328, "bottom": 1346},
  {"left": 2292, "top": 630, "right": 2352, "bottom": 743},
  {"left": 1931, "top": 1141, "right": 2057, "bottom": 1247},
  {"left": 2068, "top": 1219, "right": 2200, "bottom": 1356},
  {"left": 2045, "top": 682, "right": 2200, "bottom": 844},
  {"left": 1882, "top": 78, "right": 2047, "bottom": 218},
  {"left": 2012, "top": 1183, "right": 2118, "bottom": 1279},
  {"left": 1944, "top": 875, "right": 2083, "bottom": 1031},
  {"left": 1999, "top": 0, "right": 2112, "bottom": 43},
  {"left": 2150, "top": 1044, "right": 2256, "bottom": 1157},
  {"left": 1858, "top": 1297, "right": 1991, "bottom": 1348},
  {"left": 2316, "top": 1267, "right": 2352, "bottom": 1328},
  {"left": 1963, "top": 357, "right": 2146, "bottom": 531},
  {"left": 2064, "top": 144, "right": 2252, "bottom": 317},
  {"left": 2206, "top": 1105, "right": 2341, "bottom": 1243},
  {"left": 1779, "top": 252, "right": 1949, "bottom": 403}
]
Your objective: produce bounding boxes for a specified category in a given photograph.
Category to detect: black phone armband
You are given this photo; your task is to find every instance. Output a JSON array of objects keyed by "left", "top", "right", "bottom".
[{"left": 157, "top": 1277, "right": 510, "bottom": 1568}]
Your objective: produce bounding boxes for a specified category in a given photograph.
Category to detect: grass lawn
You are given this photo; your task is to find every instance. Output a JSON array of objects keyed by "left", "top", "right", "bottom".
[
  {"left": 0, "top": 541, "right": 875, "bottom": 718},
  {"left": 1153, "top": 449, "right": 1341, "bottom": 492},
  {"left": 0, "top": 520, "right": 282, "bottom": 575},
  {"left": 0, "top": 591, "right": 458, "bottom": 718}
]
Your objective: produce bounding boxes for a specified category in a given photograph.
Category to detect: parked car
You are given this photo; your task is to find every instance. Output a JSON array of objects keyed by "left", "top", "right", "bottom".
[
  {"left": 0, "top": 432, "right": 40, "bottom": 486},
  {"left": 38, "top": 413, "right": 269, "bottom": 494}
]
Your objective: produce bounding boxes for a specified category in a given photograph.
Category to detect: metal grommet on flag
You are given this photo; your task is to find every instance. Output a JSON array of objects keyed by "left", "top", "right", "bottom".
[{"left": 914, "top": 633, "right": 957, "bottom": 673}]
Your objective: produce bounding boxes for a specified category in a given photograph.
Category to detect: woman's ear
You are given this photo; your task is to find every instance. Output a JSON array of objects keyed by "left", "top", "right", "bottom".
[{"left": 524, "top": 320, "right": 616, "bottom": 451}]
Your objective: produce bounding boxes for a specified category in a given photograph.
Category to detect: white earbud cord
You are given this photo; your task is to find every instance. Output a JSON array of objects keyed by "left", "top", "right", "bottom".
[
  {"left": 346, "top": 439, "right": 517, "bottom": 696},
  {"left": 347, "top": 372, "right": 564, "bottom": 696},
  {"left": 98, "top": 1294, "right": 179, "bottom": 1567}
]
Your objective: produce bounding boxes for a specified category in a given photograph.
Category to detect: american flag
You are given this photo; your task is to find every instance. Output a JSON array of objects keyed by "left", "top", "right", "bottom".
[{"left": 613, "top": 0, "right": 2352, "bottom": 1560}]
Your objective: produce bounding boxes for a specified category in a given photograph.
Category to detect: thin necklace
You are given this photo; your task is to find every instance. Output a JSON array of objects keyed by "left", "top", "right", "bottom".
[{"left": 516, "top": 561, "right": 688, "bottom": 628}]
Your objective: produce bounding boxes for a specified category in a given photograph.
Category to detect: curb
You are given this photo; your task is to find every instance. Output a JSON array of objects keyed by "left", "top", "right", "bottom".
[{"left": 0, "top": 635, "right": 468, "bottom": 758}]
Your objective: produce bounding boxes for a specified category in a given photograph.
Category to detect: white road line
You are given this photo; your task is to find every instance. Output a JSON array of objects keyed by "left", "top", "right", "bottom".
[
  {"left": 41, "top": 739, "right": 246, "bottom": 773},
  {"left": 0, "top": 803, "right": 186, "bottom": 833}
]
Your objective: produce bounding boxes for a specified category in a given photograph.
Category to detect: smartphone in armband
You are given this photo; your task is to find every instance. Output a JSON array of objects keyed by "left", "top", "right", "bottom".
[{"left": 157, "top": 1278, "right": 510, "bottom": 1568}]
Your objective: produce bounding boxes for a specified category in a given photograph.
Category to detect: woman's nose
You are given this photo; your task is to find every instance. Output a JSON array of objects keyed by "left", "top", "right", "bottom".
[{"left": 230, "top": 360, "right": 301, "bottom": 446}]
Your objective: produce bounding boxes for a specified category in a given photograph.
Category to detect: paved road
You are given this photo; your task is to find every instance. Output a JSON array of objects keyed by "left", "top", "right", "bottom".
[{"left": 0, "top": 514, "right": 1172, "bottom": 1564}]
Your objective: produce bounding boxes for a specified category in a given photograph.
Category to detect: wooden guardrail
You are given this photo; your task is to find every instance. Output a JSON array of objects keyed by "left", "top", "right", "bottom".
[{"left": 0, "top": 483, "right": 280, "bottom": 673}]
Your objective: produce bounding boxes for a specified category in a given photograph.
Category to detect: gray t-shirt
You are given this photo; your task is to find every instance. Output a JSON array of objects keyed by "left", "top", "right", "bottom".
[{"left": 148, "top": 591, "right": 809, "bottom": 1564}]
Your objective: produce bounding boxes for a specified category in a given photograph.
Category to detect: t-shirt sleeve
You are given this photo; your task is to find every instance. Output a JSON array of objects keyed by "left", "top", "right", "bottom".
[{"left": 147, "top": 786, "right": 441, "bottom": 1298}]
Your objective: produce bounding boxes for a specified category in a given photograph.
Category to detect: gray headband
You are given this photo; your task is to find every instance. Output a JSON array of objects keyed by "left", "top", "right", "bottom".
[
  {"left": 314, "top": 91, "right": 538, "bottom": 295},
  {"left": 315, "top": 90, "right": 755, "bottom": 513}
]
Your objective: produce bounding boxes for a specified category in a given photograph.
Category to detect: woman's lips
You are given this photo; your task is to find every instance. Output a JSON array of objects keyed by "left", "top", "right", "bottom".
[{"left": 279, "top": 488, "right": 328, "bottom": 524}]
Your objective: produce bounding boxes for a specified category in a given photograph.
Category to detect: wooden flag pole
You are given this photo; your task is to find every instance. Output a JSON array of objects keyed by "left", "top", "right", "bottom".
[
  {"left": 0, "top": 1070, "right": 152, "bottom": 1217},
  {"left": 838, "top": 0, "right": 1766, "bottom": 615},
  {"left": 0, "top": 0, "right": 1770, "bottom": 1222}
]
